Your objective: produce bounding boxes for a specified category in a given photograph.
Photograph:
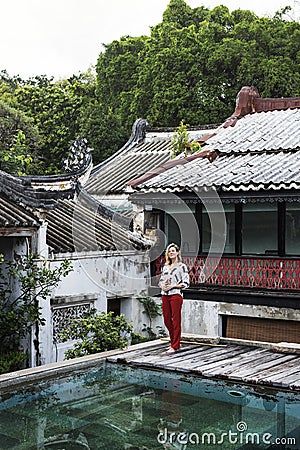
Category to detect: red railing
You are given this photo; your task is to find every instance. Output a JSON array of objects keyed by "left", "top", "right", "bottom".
[{"left": 155, "top": 255, "right": 300, "bottom": 290}]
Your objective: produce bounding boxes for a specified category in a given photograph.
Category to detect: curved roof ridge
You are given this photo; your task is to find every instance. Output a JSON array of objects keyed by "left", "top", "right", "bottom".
[
  {"left": 91, "top": 118, "right": 149, "bottom": 175},
  {"left": 0, "top": 136, "right": 93, "bottom": 210}
]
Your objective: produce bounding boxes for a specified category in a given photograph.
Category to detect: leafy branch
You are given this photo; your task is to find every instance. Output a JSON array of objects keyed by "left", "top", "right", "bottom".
[
  {"left": 0, "top": 253, "right": 73, "bottom": 373},
  {"left": 61, "top": 310, "right": 133, "bottom": 359},
  {"left": 171, "top": 120, "right": 202, "bottom": 158},
  {"left": 138, "top": 292, "right": 166, "bottom": 340}
]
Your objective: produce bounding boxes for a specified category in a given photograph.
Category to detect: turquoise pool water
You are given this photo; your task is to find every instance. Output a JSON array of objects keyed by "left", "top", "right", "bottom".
[{"left": 0, "top": 361, "right": 299, "bottom": 449}]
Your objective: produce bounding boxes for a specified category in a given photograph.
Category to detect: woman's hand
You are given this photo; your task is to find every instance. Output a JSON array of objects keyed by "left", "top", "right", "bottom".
[
  {"left": 163, "top": 283, "right": 183, "bottom": 292},
  {"left": 162, "top": 283, "right": 174, "bottom": 292}
]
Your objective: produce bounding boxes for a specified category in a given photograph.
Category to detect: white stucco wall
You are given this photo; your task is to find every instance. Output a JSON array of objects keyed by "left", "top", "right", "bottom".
[{"left": 38, "top": 250, "right": 150, "bottom": 365}]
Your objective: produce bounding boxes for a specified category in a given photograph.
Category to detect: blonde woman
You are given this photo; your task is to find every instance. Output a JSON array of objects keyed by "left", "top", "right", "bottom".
[{"left": 159, "top": 243, "right": 190, "bottom": 354}]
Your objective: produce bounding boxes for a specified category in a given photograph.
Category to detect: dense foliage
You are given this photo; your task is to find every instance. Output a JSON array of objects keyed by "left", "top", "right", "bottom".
[
  {"left": 0, "top": 254, "right": 73, "bottom": 373},
  {"left": 61, "top": 310, "right": 133, "bottom": 359},
  {"left": 1, "top": 1, "right": 300, "bottom": 172}
]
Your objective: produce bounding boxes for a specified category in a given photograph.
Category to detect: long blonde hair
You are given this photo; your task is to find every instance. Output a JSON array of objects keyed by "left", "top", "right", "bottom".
[{"left": 165, "top": 243, "right": 182, "bottom": 266}]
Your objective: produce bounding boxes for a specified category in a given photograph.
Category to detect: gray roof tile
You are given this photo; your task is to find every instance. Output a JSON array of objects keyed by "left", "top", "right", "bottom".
[
  {"left": 206, "top": 109, "right": 300, "bottom": 154},
  {"left": 137, "top": 149, "right": 300, "bottom": 193},
  {"left": 46, "top": 199, "right": 149, "bottom": 253},
  {"left": 86, "top": 141, "right": 172, "bottom": 195},
  {"left": 133, "top": 107, "right": 300, "bottom": 194},
  {"left": 0, "top": 196, "right": 41, "bottom": 227},
  {"left": 86, "top": 119, "right": 216, "bottom": 195}
]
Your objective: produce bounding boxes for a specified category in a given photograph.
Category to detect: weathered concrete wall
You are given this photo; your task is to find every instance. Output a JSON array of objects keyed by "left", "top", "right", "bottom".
[
  {"left": 38, "top": 250, "right": 150, "bottom": 365},
  {"left": 50, "top": 251, "right": 149, "bottom": 297},
  {"left": 182, "top": 299, "right": 220, "bottom": 336},
  {"left": 180, "top": 297, "right": 300, "bottom": 339},
  {"left": 149, "top": 295, "right": 300, "bottom": 342}
]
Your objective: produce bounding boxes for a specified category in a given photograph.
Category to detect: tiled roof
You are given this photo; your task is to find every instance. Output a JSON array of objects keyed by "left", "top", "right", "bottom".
[
  {"left": 46, "top": 197, "right": 150, "bottom": 253},
  {"left": 86, "top": 120, "right": 172, "bottom": 195},
  {"left": 86, "top": 141, "right": 172, "bottom": 195},
  {"left": 0, "top": 137, "right": 93, "bottom": 210},
  {"left": 130, "top": 89, "right": 300, "bottom": 195},
  {"left": 0, "top": 196, "right": 41, "bottom": 227},
  {"left": 86, "top": 119, "right": 216, "bottom": 196},
  {"left": 134, "top": 150, "right": 300, "bottom": 193},
  {"left": 206, "top": 108, "right": 300, "bottom": 154}
]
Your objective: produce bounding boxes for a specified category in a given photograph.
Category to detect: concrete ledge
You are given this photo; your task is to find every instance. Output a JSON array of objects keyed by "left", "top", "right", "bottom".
[
  {"left": 0, "top": 339, "right": 162, "bottom": 389},
  {"left": 271, "top": 342, "right": 300, "bottom": 354}
]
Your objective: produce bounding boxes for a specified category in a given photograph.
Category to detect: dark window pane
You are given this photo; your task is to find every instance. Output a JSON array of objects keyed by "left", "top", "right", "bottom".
[
  {"left": 165, "top": 206, "right": 198, "bottom": 253},
  {"left": 286, "top": 203, "right": 300, "bottom": 255},
  {"left": 202, "top": 204, "right": 235, "bottom": 253},
  {"left": 242, "top": 203, "right": 277, "bottom": 255}
]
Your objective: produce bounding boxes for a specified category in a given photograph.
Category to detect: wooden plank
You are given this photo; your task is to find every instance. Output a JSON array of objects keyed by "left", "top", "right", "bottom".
[
  {"left": 106, "top": 342, "right": 300, "bottom": 391},
  {"left": 290, "top": 379, "right": 300, "bottom": 389},
  {"left": 161, "top": 345, "right": 246, "bottom": 364},
  {"left": 108, "top": 344, "right": 212, "bottom": 370},
  {"left": 228, "top": 364, "right": 298, "bottom": 388},
  {"left": 161, "top": 337, "right": 227, "bottom": 347},
  {"left": 260, "top": 361, "right": 300, "bottom": 381},
  {"left": 258, "top": 364, "right": 300, "bottom": 387},
  {"left": 128, "top": 345, "right": 217, "bottom": 368},
  {"left": 174, "top": 346, "right": 243, "bottom": 366},
  {"left": 197, "top": 348, "right": 268, "bottom": 377},
  {"left": 222, "top": 353, "right": 297, "bottom": 379},
  {"left": 116, "top": 344, "right": 231, "bottom": 366},
  {"left": 245, "top": 354, "right": 299, "bottom": 379},
  {"left": 125, "top": 344, "right": 206, "bottom": 363},
  {"left": 107, "top": 342, "right": 169, "bottom": 362},
  {"left": 266, "top": 372, "right": 300, "bottom": 389},
  {"left": 162, "top": 346, "right": 258, "bottom": 372}
]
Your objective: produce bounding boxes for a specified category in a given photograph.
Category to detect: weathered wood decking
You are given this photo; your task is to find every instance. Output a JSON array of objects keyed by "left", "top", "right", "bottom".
[{"left": 107, "top": 340, "right": 300, "bottom": 391}]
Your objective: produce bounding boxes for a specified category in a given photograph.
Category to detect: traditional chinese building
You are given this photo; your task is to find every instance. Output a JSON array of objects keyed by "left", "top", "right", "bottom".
[
  {"left": 0, "top": 138, "right": 150, "bottom": 366},
  {"left": 128, "top": 87, "right": 300, "bottom": 344}
]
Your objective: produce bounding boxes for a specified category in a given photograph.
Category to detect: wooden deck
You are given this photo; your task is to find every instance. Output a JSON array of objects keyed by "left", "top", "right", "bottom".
[{"left": 107, "top": 340, "right": 300, "bottom": 391}]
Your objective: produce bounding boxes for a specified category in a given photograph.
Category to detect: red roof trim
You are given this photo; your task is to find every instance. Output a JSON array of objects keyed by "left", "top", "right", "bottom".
[
  {"left": 128, "top": 150, "right": 218, "bottom": 187},
  {"left": 223, "top": 86, "right": 300, "bottom": 128}
]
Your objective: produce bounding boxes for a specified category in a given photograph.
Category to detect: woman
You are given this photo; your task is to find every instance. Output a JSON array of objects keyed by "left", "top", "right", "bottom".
[{"left": 159, "top": 243, "right": 190, "bottom": 355}]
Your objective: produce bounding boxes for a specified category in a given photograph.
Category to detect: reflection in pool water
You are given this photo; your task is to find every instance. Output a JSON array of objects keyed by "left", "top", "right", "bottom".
[{"left": 0, "top": 361, "right": 299, "bottom": 449}]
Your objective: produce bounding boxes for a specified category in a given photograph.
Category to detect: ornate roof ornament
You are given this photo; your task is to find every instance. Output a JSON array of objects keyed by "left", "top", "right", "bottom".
[{"left": 63, "top": 137, "right": 92, "bottom": 173}]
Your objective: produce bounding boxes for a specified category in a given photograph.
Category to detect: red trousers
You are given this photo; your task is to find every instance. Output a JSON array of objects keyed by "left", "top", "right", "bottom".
[{"left": 162, "top": 294, "right": 183, "bottom": 350}]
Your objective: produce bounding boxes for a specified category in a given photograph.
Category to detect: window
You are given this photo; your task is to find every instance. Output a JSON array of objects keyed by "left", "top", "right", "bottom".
[
  {"left": 202, "top": 204, "right": 235, "bottom": 253},
  {"left": 163, "top": 200, "right": 298, "bottom": 257},
  {"left": 286, "top": 203, "right": 300, "bottom": 255},
  {"left": 165, "top": 205, "right": 198, "bottom": 253},
  {"left": 242, "top": 203, "right": 277, "bottom": 255}
]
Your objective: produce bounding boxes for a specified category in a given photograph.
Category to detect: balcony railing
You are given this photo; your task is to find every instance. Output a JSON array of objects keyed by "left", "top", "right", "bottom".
[{"left": 155, "top": 255, "right": 300, "bottom": 290}]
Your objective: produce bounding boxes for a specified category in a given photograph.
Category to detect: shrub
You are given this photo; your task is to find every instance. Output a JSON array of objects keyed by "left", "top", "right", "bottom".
[{"left": 62, "top": 310, "right": 133, "bottom": 359}]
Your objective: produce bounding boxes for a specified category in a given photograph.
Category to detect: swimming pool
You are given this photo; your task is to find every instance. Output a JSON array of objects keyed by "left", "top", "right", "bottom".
[{"left": 0, "top": 360, "right": 299, "bottom": 449}]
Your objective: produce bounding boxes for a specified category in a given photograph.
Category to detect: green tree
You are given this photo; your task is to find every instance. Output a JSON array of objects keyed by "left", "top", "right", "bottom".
[
  {"left": 0, "top": 254, "right": 73, "bottom": 373},
  {"left": 62, "top": 310, "right": 133, "bottom": 359},
  {"left": 138, "top": 292, "right": 166, "bottom": 340},
  {"left": 92, "top": 0, "right": 300, "bottom": 131},
  {"left": 171, "top": 120, "right": 201, "bottom": 158},
  {"left": 2, "top": 1, "right": 300, "bottom": 168},
  {"left": 1, "top": 130, "right": 33, "bottom": 175},
  {"left": 14, "top": 73, "right": 95, "bottom": 173},
  {"left": 88, "top": 36, "right": 147, "bottom": 161},
  {"left": 79, "top": 101, "right": 126, "bottom": 163},
  {"left": 0, "top": 100, "right": 41, "bottom": 173},
  {"left": 162, "top": 0, "right": 194, "bottom": 28}
]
